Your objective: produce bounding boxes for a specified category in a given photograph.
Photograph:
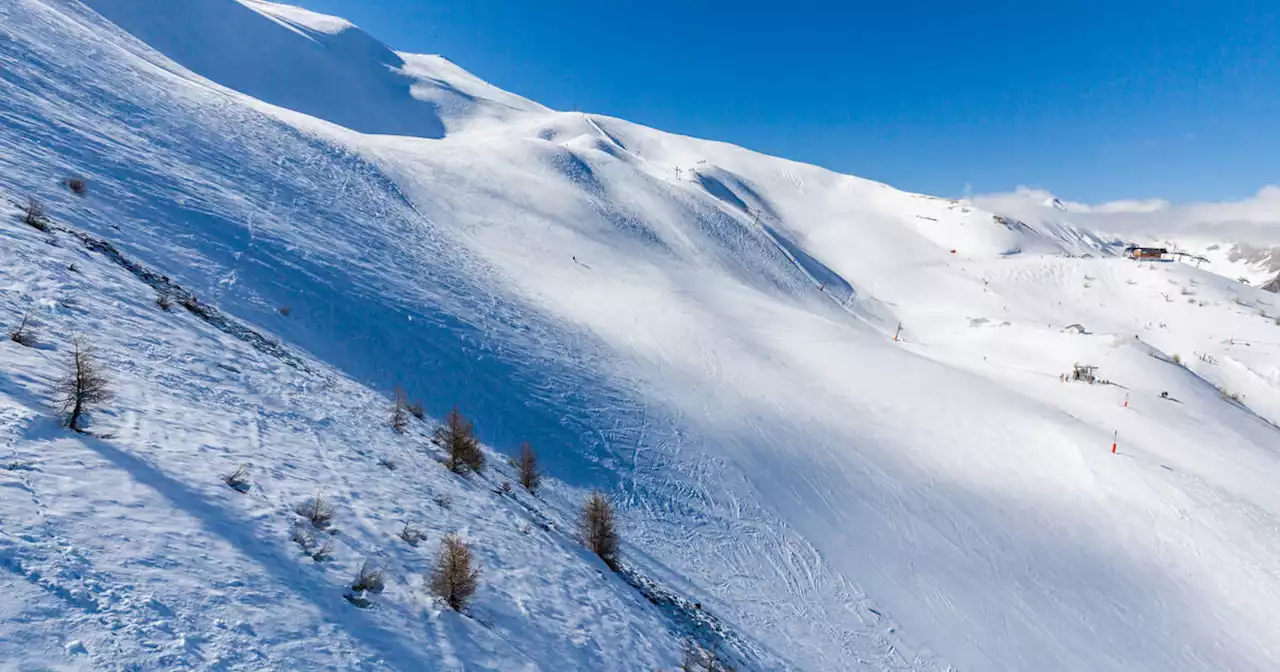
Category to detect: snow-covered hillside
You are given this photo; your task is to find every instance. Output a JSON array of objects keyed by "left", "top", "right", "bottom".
[{"left": 4, "top": 1, "right": 1280, "bottom": 670}]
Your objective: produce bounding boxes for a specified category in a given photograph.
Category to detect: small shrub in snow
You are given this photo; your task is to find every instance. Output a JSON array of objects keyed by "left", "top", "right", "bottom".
[
  {"left": 434, "top": 407, "right": 484, "bottom": 474},
  {"left": 310, "top": 536, "right": 333, "bottom": 562},
  {"left": 224, "top": 464, "right": 251, "bottom": 493},
  {"left": 296, "top": 492, "right": 334, "bottom": 529},
  {"left": 398, "top": 522, "right": 426, "bottom": 547},
  {"left": 291, "top": 521, "right": 315, "bottom": 550},
  {"left": 55, "top": 338, "right": 111, "bottom": 432},
  {"left": 1172, "top": 353, "right": 1182, "bottom": 366},
  {"left": 429, "top": 534, "right": 479, "bottom": 611},
  {"left": 351, "top": 560, "right": 385, "bottom": 593},
  {"left": 580, "top": 490, "right": 619, "bottom": 570},
  {"left": 63, "top": 177, "right": 87, "bottom": 196},
  {"left": 7, "top": 309, "right": 38, "bottom": 347},
  {"left": 433, "top": 494, "right": 453, "bottom": 510},
  {"left": 290, "top": 521, "right": 332, "bottom": 561},
  {"left": 391, "top": 385, "right": 409, "bottom": 433},
  {"left": 408, "top": 399, "right": 425, "bottom": 421},
  {"left": 377, "top": 456, "right": 397, "bottom": 471},
  {"left": 518, "top": 442, "right": 541, "bottom": 493},
  {"left": 277, "top": 306, "right": 292, "bottom": 316},
  {"left": 344, "top": 561, "right": 386, "bottom": 608},
  {"left": 156, "top": 293, "right": 173, "bottom": 311},
  {"left": 20, "top": 197, "right": 49, "bottom": 232}
]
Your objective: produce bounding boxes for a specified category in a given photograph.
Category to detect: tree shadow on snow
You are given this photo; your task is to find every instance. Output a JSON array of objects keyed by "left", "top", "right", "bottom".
[{"left": 64, "top": 429, "right": 440, "bottom": 669}]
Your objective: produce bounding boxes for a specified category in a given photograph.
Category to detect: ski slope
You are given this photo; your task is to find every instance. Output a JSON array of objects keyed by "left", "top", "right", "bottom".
[{"left": 3, "top": 1, "right": 1280, "bottom": 670}]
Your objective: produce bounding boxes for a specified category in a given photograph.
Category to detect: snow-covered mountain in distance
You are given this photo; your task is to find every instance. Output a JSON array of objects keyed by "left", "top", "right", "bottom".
[
  {"left": 981, "top": 185, "right": 1280, "bottom": 289},
  {"left": 4, "top": 1, "right": 1280, "bottom": 671},
  {"left": 1157, "top": 239, "right": 1280, "bottom": 289}
]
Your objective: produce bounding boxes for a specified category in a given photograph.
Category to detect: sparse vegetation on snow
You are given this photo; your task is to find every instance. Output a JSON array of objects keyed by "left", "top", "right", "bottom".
[
  {"left": 581, "top": 491, "right": 620, "bottom": 570},
  {"left": 53, "top": 337, "right": 111, "bottom": 432},
  {"left": 19, "top": 196, "right": 49, "bottom": 231},
  {"left": 429, "top": 533, "right": 480, "bottom": 611},
  {"left": 434, "top": 407, "right": 484, "bottom": 474},
  {"left": 7, "top": 308, "right": 38, "bottom": 347}
]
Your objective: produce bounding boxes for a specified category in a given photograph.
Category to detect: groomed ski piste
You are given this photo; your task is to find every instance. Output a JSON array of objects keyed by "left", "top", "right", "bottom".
[{"left": 3, "top": 1, "right": 1280, "bottom": 670}]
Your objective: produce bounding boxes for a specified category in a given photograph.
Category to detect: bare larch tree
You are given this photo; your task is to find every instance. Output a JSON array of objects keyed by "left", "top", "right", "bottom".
[
  {"left": 391, "top": 385, "right": 409, "bottom": 433},
  {"left": 21, "top": 196, "right": 49, "bottom": 231},
  {"left": 55, "top": 338, "right": 111, "bottom": 432},
  {"left": 433, "top": 407, "right": 484, "bottom": 473},
  {"left": 7, "top": 308, "right": 38, "bottom": 346},
  {"left": 429, "top": 533, "right": 480, "bottom": 611},
  {"left": 580, "top": 490, "right": 619, "bottom": 570},
  {"left": 518, "top": 442, "right": 540, "bottom": 493}
]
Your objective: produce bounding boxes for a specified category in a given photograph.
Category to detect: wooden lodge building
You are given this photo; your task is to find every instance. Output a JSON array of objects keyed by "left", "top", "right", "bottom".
[{"left": 1124, "top": 245, "right": 1168, "bottom": 261}]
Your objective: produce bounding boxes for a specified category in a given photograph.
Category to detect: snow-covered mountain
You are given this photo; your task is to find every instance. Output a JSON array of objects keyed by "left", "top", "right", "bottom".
[
  {"left": 4, "top": 1, "right": 1280, "bottom": 670},
  {"left": 978, "top": 185, "right": 1280, "bottom": 289},
  {"left": 1156, "top": 239, "right": 1280, "bottom": 289}
]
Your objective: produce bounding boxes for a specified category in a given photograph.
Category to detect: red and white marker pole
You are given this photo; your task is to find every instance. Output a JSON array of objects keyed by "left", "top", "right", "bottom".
[
  {"left": 1123, "top": 392, "right": 1129, "bottom": 408},
  {"left": 1111, "top": 430, "right": 1117, "bottom": 454}
]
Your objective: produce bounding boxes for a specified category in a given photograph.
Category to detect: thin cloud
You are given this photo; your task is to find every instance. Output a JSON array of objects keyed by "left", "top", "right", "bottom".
[{"left": 972, "top": 185, "right": 1280, "bottom": 243}]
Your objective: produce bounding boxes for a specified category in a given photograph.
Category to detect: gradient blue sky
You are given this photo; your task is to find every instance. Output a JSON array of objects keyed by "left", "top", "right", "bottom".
[{"left": 297, "top": 0, "right": 1277, "bottom": 204}]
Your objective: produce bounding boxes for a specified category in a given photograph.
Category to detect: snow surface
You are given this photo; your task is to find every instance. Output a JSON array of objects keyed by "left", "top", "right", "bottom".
[{"left": 3, "top": 1, "right": 1280, "bottom": 670}]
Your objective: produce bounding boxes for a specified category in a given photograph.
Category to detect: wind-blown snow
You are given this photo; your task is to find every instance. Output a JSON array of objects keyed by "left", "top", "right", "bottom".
[{"left": 3, "top": 1, "right": 1280, "bottom": 670}]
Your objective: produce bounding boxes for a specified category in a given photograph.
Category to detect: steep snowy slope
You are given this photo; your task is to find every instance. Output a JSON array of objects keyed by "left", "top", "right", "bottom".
[
  {"left": 4, "top": 1, "right": 1280, "bottom": 671},
  {"left": 0, "top": 206, "right": 680, "bottom": 670}
]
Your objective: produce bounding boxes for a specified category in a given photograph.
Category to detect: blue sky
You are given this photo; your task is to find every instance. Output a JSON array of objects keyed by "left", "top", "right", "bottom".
[{"left": 297, "top": 0, "right": 1277, "bottom": 204}]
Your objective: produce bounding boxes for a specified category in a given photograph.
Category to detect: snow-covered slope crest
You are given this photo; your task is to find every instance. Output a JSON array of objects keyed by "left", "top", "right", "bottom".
[
  {"left": 246, "top": 0, "right": 551, "bottom": 126},
  {"left": 81, "top": 0, "right": 544, "bottom": 138},
  {"left": 6, "top": 1, "right": 1280, "bottom": 671},
  {"left": 241, "top": 0, "right": 358, "bottom": 35}
]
